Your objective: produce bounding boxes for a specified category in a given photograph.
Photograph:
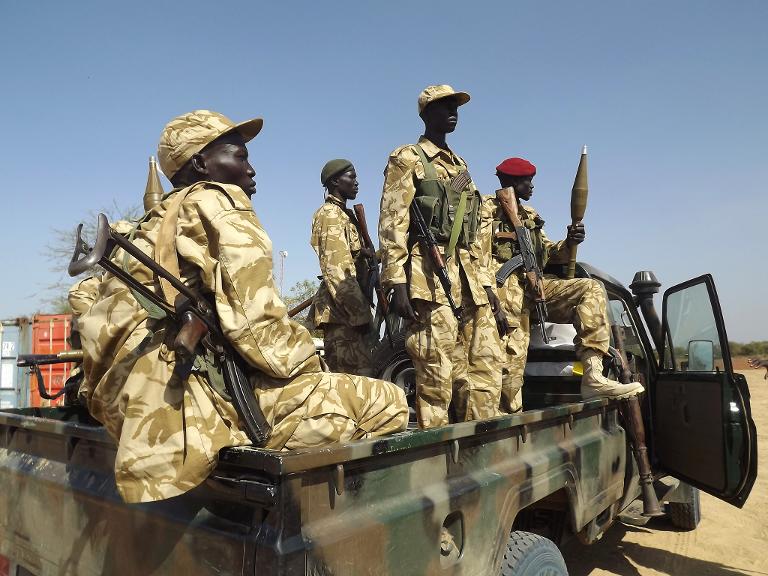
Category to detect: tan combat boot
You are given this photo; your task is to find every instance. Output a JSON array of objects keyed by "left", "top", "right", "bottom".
[{"left": 580, "top": 349, "right": 644, "bottom": 400}]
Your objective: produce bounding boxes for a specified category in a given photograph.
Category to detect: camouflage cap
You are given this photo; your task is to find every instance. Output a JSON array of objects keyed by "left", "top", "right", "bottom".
[
  {"left": 157, "top": 110, "right": 263, "bottom": 179},
  {"left": 417, "top": 85, "right": 470, "bottom": 114}
]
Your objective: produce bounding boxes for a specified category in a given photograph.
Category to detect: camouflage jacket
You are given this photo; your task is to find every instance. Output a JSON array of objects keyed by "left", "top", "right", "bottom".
[
  {"left": 477, "top": 195, "right": 569, "bottom": 280},
  {"left": 75, "top": 182, "right": 324, "bottom": 503},
  {"left": 310, "top": 196, "right": 373, "bottom": 328},
  {"left": 379, "top": 137, "right": 489, "bottom": 306}
]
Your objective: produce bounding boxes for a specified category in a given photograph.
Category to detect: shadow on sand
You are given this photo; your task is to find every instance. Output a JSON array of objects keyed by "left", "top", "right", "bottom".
[{"left": 561, "top": 518, "right": 768, "bottom": 576}]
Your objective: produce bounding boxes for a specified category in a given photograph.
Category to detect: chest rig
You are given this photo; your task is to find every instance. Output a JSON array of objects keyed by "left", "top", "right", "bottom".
[
  {"left": 493, "top": 207, "right": 549, "bottom": 269},
  {"left": 410, "top": 144, "right": 480, "bottom": 253}
]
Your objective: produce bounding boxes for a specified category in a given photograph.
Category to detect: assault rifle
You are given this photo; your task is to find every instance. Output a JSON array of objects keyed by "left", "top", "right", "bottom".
[
  {"left": 17, "top": 350, "right": 84, "bottom": 401},
  {"left": 495, "top": 187, "right": 549, "bottom": 344},
  {"left": 409, "top": 202, "right": 463, "bottom": 322},
  {"left": 68, "top": 213, "right": 271, "bottom": 446},
  {"left": 352, "top": 203, "right": 393, "bottom": 347}
]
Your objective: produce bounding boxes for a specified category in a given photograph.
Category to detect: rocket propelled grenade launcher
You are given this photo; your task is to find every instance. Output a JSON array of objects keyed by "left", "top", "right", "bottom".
[
  {"left": 68, "top": 213, "right": 272, "bottom": 446},
  {"left": 567, "top": 145, "right": 589, "bottom": 279}
]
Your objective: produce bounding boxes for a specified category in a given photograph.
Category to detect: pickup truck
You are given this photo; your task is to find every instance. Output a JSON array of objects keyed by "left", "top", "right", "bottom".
[{"left": 0, "top": 264, "right": 757, "bottom": 576}]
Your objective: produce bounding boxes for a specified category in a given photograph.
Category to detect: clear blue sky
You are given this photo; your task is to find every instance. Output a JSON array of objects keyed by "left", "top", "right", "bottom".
[{"left": 1, "top": 1, "right": 766, "bottom": 341}]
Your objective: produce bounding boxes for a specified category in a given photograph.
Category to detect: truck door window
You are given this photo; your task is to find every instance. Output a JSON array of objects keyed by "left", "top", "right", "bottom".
[{"left": 662, "top": 282, "right": 724, "bottom": 372}]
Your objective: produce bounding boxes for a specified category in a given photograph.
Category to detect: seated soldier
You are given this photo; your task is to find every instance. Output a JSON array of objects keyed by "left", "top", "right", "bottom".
[
  {"left": 75, "top": 110, "right": 408, "bottom": 504},
  {"left": 310, "top": 159, "right": 375, "bottom": 376},
  {"left": 478, "top": 157, "right": 643, "bottom": 412}
]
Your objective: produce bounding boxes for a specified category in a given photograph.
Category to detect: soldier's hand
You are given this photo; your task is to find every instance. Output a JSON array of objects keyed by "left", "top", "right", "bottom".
[
  {"left": 566, "top": 223, "right": 585, "bottom": 245},
  {"left": 485, "top": 286, "right": 510, "bottom": 336},
  {"left": 360, "top": 246, "right": 376, "bottom": 260},
  {"left": 391, "top": 284, "right": 418, "bottom": 322}
]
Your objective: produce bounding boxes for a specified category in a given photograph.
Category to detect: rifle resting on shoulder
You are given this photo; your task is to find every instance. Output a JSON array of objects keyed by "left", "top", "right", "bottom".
[
  {"left": 495, "top": 187, "right": 549, "bottom": 344},
  {"left": 352, "top": 203, "right": 393, "bottom": 348}
]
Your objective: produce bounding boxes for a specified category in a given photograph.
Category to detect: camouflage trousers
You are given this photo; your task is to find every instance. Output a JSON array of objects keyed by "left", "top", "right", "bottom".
[
  {"left": 258, "top": 370, "right": 409, "bottom": 451},
  {"left": 322, "top": 323, "right": 374, "bottom": 377},
  {"left": 497, "top": 273, "right": 610, "bottom": 413},
  {"left": 405, "top": 288, "right": 503, "bottom": 429}
]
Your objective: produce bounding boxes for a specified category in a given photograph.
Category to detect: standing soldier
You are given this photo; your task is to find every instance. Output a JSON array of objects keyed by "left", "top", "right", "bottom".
[
  {"left": 479, "top": 157, "right": 644, "bottom": 412},
  {"left": 379, "top": 85, "right": 505, "bottom": 429},
  {"left": 75, "top": 111, "right": 408, "bottom": 503},
  {"left": 311, "top": 159, "right": 375, "bottom": 376}
]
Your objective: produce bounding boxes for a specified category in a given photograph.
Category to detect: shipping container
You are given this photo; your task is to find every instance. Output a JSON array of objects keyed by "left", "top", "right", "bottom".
[
  {"left": 29, "top": 314, "right": 73, "bottom": 407},
  {"left": 0, "top": 319, "right": 30, "bottom": 409}
]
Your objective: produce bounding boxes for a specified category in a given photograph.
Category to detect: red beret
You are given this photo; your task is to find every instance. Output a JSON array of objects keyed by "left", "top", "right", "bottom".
[{"left": 496, "top": 157, "right": 536, "bottom": 177}]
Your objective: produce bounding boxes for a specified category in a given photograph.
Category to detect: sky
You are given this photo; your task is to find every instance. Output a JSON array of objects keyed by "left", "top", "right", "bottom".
[{"left": 1, "top": 1, "right": 766, "bottom": 342}]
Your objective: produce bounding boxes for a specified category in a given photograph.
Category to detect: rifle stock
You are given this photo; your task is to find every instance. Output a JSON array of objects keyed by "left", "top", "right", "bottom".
[
  {"left": 69, "top": 213, "right": 271, "bottom": 446},
  {"left": 288, "top": 296, "right": 314, "bottom": 318}
]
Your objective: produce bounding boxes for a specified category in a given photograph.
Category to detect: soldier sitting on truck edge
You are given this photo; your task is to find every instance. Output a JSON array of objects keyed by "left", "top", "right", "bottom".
[
  {"left": 310, "top": 159, "right": 375, "bottom": 376},
  {"left": 478, "top": 157, "right": 644, "bottom": 412},
  {"left": 74, "top": 110, "right": 408, "bottom": 504}
]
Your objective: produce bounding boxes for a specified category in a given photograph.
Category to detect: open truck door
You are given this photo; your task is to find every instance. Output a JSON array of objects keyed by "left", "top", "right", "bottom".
[{"left": 652, "top": 274, "right": 757, "bottom": 507}]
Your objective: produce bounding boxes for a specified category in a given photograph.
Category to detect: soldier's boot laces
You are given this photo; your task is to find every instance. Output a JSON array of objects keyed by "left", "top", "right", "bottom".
[{"left": 580, "top": 350, "right": 644, "bottom": 400}]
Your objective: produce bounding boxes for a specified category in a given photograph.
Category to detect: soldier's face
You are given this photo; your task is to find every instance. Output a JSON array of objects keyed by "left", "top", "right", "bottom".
[
  {"left": 514, "top": 177, "right": 534, "bottom": 201},
  {"left": 198, "top": 132, "right": 257, "bottom": 196},
  {"left": 498, "top": 174, "right": 534, "bottom": 201},
  {"left": 331, "top": 169, "right": 359, "bottom": 201},
  {"left": 423, "top": 97, "right": 459, "bottom": 134}
]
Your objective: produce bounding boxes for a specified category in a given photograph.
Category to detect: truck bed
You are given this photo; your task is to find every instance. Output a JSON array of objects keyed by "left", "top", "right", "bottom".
[{"left": 0, "top": 398, "right": 627, "bottom": 575}]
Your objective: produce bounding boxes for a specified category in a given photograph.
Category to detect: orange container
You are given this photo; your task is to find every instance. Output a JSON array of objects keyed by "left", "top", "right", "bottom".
[{"left": 29, "top": 314, "right": 73, "bottom": 407}]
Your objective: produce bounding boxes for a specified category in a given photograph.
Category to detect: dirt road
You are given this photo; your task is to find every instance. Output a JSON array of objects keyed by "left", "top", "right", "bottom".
[{"left": 561, "top": 368, "right": 767, "bottom": 576}]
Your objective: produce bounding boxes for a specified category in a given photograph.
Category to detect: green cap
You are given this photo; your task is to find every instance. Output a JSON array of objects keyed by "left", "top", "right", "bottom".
[{"left": 321, "top": 159, "right": 353, "bottom": 186}]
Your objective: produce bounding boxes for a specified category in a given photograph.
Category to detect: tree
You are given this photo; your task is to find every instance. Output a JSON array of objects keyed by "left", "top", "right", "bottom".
[
  {"left": 42, "top": 201, "right": 142, "bottom": 313},
  {"left": 282, "top": 279, "right": 320, "bottom": 334}
]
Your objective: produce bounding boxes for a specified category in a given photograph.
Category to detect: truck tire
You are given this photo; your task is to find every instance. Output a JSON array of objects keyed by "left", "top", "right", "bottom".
[
  {"left": 667, "top": 487, "right": 701, "bottom": 530},
  {"left": 372, "top": 333, "right": 416, "bottom": 423},
  {"left": 499, "top": 531, "right": 568, "bottom": 576}
]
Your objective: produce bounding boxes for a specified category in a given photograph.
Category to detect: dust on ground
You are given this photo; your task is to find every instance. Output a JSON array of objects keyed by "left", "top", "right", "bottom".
[{"left": 561, "top": 365, "right": 767, "bottom": 576}]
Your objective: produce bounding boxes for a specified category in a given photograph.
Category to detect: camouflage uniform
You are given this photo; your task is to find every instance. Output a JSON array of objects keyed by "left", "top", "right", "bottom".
[
  {"left": 478, "top": 196, "right": 611, "bottom": 412},
  {"left": 380, "top": 137, "right": 502, "bottom": 429},
  {"left": 76, "top": 181, "right": 408, "bottom": 503},
  {"left": 311, "top": 196, "right": 374, "bottom": 376}
]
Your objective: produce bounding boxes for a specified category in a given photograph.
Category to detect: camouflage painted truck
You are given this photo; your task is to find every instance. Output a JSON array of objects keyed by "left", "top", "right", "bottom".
[{"left": 0, "top": 265, "right": 758, "bottom": 576}]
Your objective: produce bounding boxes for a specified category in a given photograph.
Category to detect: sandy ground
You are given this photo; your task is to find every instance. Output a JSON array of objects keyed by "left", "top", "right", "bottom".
[{"left": 561, "top": 366, "right": 767, "bottom": 576}]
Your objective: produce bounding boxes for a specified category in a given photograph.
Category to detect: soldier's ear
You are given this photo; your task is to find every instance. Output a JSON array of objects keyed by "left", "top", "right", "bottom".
[{"left": 190, "top": 153, "right": 207, "bottom": 176}]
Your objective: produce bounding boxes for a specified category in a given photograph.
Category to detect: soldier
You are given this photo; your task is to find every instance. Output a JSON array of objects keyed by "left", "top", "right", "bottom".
[
  {"left": 75, "top": 110, "right": 408, "bottom": 503},
  {"left": 379, "top": 85, "right": 506, "bottom": 429},
  {"left": 310, "top": 159, "right": 375, "bottom": 376},
  {"left": 479, "top": 157, "right": 644, "bottom": 412}
]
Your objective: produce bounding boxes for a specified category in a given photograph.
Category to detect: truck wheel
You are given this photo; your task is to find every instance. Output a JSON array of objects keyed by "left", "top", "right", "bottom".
[
  {"left": 372, "top": 333, "right": 416, "bottom": 423},
  {"left": 667, "top": 487, "right": 701, "bottom": 530},
  {"left": 499, "top": 531, "right": 568, "bottom": 576}
]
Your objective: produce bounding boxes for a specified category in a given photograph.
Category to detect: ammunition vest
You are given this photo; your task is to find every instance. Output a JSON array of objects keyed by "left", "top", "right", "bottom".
[
  {"left": 410, "top": 144, "right": 480, "bottom": 248},
  {"left": 493, "top": 208, "right": 548, "bottom": 269}
]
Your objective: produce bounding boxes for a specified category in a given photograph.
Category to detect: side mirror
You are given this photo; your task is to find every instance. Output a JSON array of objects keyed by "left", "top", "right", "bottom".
[{"left": 687, "top": 339, "right": 715, "bottom": 372}]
